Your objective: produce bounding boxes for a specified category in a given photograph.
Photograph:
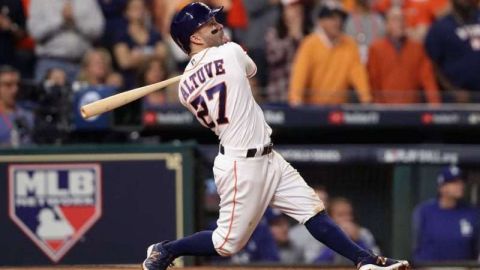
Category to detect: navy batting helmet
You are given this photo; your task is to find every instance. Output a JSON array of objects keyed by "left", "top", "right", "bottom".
[{"left": 170, "top": 2, "right": 223, "bottom": 54}]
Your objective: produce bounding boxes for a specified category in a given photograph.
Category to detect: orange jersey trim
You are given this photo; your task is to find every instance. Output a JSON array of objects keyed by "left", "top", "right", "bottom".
[{"left": 217, "top": 161, "right": 238, "bottom": 254}]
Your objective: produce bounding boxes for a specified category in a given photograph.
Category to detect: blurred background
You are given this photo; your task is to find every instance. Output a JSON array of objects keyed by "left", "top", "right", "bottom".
[{"left": 1, "top": 0, "right": 480, "bottom": 268}]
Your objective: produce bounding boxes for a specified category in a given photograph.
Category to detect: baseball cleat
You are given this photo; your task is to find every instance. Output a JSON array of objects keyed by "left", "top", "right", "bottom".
[
  {"left": 357, "top": 255, "right": 410, "bottom": 270},
  {"left": 142, "top": 241, "right": 175, "bottom": 270}
]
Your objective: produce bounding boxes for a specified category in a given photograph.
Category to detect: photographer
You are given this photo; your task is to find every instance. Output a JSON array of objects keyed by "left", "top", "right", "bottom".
[
  {"left": 32, "top": 68, "right": 71, "bottom": 144},
  {"left": 0, "top": 65, "right": 34, "bottom": 148}
]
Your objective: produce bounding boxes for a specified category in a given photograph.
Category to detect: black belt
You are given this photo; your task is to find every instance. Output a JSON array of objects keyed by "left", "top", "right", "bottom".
[{"left": 220, "top": 143, "right": 273, "bottom": 158}]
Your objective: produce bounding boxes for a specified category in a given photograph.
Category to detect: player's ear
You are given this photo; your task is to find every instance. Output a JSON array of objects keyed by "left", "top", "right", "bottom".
[{"left": 190, "top": 34, "right": 204, "bottom": 46}]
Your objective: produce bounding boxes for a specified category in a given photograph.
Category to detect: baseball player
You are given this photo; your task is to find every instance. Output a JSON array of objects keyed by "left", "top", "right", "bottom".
[{"left": 142, "top": 3, "right": 410, "bottom": 270}]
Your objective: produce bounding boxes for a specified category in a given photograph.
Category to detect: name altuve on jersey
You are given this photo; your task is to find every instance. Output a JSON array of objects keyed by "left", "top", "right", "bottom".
[{"left": 180, "top": 59, "right": 226, "bottom": 101}]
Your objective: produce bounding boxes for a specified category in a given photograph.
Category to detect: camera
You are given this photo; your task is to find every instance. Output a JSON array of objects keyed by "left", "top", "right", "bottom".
[{"left": 18, "top": 79, "right": 72, "bottom": 144}]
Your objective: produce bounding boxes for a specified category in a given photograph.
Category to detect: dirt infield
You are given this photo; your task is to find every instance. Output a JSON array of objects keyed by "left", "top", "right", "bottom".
[
  {"left": 3, "top": 266, "right": 469, "bottom": 270},
  {"left": 0, "top": 266, "right": 354, "bottom": 270}
]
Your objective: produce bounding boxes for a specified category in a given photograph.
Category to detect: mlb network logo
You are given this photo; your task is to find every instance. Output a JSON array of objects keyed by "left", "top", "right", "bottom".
[{"left": 8, "top": 164, "right": 102, "bottom": 262}]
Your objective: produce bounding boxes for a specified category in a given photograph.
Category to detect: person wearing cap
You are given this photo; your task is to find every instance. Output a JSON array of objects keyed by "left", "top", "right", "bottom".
[
  {"left": 289, "top": 0, "right": 372, "bottom": 105},
  {"left": 412, "top": 165, "right": 479, "bottom": 262}
]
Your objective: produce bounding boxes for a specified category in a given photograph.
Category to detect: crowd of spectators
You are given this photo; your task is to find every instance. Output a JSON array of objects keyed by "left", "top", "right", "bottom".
[{"left": 0, "top": 0, "right": 479, "bottom": 147}]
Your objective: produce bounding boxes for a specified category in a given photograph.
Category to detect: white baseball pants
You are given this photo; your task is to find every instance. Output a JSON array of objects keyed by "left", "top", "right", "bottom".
[{"left": 211, "top": 150, "right": 324, "bottom": 256}]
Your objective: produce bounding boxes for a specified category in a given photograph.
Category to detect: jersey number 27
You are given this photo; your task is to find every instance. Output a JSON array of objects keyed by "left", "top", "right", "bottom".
[{"left": 190, "top": 82, "right": 229, "bottom": 128}]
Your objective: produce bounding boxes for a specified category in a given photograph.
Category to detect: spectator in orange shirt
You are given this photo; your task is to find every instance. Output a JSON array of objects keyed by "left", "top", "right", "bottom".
[
  {"left": 289, "top": 0, "right": 371, "bottom": 105},
  {"left": 367, "top": 7, "right": 440, "bottom": 104}
]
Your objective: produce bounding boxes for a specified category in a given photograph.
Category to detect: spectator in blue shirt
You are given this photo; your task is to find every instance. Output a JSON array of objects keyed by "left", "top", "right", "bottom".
[
  {"left": 424, "top": 0, "right": 480, "bottom": 103},
  {"left": 0, "top": 65, "right": 34, "bottom": 147},
  {"left": 413, "top": 165, "right": 480, "bottom": 263}
]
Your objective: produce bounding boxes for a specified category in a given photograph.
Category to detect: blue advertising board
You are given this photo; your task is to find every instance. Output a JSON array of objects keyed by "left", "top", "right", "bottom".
[
  {"left": 0, "top": 145, "right": 194, "bottom": 265},
  {"left": 72, "top": 85, "right": 116, "bottom": 130}
]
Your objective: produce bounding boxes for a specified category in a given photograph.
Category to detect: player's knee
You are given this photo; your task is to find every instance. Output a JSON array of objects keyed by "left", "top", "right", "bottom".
[
  {"left": 215, "top": 240, "right": 246, "bottom": 256},
  {"left": 212, "top": 230, "right": 248, "bottom": 256}
]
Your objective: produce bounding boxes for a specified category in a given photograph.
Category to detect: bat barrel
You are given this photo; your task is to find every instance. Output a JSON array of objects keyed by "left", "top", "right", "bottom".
[
  {"left": 81, "top": 103, "right": 105, "bottom": 119},
  {"left": 80, "top": 75, "right": 182, "bottom": 119},
  {"left": 80, "top": 107, "right": 89, "bottom": 119}
]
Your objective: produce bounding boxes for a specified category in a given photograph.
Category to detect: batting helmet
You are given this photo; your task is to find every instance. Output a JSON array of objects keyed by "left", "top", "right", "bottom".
[{"left": 170, "top": 2, "right": 223, "bottom": 54}]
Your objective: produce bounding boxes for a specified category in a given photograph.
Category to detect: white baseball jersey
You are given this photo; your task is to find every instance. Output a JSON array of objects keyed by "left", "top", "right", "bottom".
[
  {"left": 178, "top": 42, "right": 272, "bottom": 149},
  {"left": 177, "top": 42, "right": 323, "bottom": 257}
]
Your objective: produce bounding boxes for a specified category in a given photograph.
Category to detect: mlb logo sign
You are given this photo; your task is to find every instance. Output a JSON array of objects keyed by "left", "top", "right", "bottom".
[{"left": 8, "top": 164, "right": 102, "bottom": 262}]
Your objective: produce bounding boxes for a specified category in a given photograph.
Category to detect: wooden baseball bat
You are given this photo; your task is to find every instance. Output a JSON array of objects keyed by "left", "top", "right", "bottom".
[{"left": 80, "top": 75, "right": 182, "bottom": 119}]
